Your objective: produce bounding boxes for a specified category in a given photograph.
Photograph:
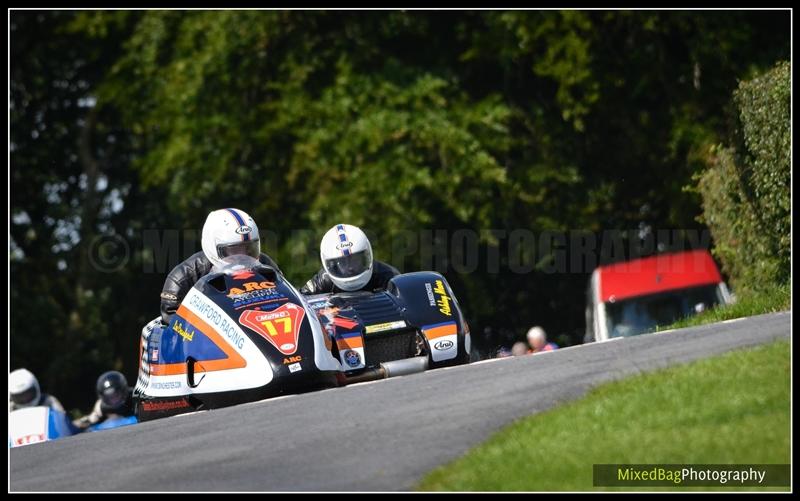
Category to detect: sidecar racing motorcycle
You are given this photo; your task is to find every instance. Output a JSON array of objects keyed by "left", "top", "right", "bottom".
[{"left": 133, "top": 255, "right": 470, "bottom": 421}]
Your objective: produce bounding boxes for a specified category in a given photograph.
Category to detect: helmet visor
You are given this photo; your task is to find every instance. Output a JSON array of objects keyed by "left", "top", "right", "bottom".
[
  {"left": 217, "top": 239, "right": 260, "bottom": 260},
  {"left": 101, "top": 387, "right": 127, "bottom": 409},
  {"left": 325, "top": 249, "right": 372, "bottom": 279},
  {"left": 11, "top": 386, "right": 38, "bottom": 406}
]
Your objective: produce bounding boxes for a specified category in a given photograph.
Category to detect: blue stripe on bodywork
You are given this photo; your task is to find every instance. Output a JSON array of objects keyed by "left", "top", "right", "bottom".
[
  {"left": 160, "top": 316, "right": 227, "bottom": 363},
  {"left": 421, "top": 320, "right": 458, "bottom": 331},
  {"left": 334, "top": 331, "right": 362, "bottom": 340}
]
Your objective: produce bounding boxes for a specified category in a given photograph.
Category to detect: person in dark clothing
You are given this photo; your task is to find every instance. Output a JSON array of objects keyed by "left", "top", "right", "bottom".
[
  {"left": 300, "top": 223, "right": 399, "bottom": 294},
  {"left": 73, "top": 371, "right": 135, "bottom": 431},
  {"left": 159, "top": 208, "right": 281, "bottom": 325}
]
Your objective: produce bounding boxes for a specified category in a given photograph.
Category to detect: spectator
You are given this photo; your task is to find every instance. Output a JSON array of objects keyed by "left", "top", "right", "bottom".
[
  {"left": 511, "top": 341, "right": 529, "bottom": 356},
  {"left": 526, "top": 326, "right": 558, "bottom": 354},
  {"left": 494, "top": 346, "right": 513, "bottom": 358}
]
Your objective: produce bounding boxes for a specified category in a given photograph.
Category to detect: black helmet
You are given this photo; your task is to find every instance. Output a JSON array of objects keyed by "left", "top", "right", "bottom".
[{"left": 96, "top": 371, "right": 129, "bottom": 409}]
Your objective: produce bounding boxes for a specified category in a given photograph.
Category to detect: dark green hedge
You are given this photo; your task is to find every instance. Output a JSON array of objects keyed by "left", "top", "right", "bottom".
[{"left": 698, "top": 61, "right": 790, "bottom": 292}]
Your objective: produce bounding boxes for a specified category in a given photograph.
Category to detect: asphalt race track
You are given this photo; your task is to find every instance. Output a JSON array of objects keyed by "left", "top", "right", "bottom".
[{"left": 10, "top": 311, "right": 790, "bottom": 491}]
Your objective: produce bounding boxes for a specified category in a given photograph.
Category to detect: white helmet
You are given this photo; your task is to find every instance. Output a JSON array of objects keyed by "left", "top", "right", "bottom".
[
  {"left": 320, "top": 224, "right": 373, "bottom": 291},
  {"left": 201, "top": 208, "right": 261, "bottom": 268},
  {"left": 9, "top": 368, "right": 41, "bottom": 408}
]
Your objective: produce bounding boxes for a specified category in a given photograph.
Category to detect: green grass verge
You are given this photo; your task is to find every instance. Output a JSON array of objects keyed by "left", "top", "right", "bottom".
[
  {"left": 657, "top": 282, "right": 791, "bottom": 331},
  {"left": 418, "top": 340, "right": 790, "bottom": 492}
]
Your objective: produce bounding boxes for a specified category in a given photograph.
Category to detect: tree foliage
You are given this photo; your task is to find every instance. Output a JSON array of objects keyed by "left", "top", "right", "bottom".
[{"left": 697, "top": 61, "right": 791, "bottom": 292}]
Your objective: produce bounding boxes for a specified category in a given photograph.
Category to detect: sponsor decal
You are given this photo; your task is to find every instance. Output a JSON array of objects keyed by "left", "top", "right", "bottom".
[
  {"left": 344, "top": 349, "right": 361, "bottom": 367},
  {"left": 228, "top": 281, "right": 276, "bottom": 296},
  {"left": 231, "top": 270, "right": 255, "bottom": 280},
  {"left": 316, "top": 306, "right": 360, "bottom": 335},
  {"left": 283, "top": 355, "right": 302, "bottom": 365},
  {"left": 423, "top": 321, "right": 459, "bottom": 362},
  {"left": 434, "top": 340, "right": 454, "bottom": 350},
  {"left": 317, "top": 306, "right": 339, "bottom": 316},
  {"left": 239, "top": 303, "right": 306, "bottom": 355},
  {"left": 235, "top": 225, "right": 253, "bottom": 235},
  {"left": 142, "top": 399, "right": 191, "bottom": 411},
  {"left": 152, "top": 381, "right": 182, "bottom": 390},
  {"left": 288, "top": 362, "right": 302, "bottom": 373},
  {"left": 188, "top": 294, "right": 247, "bottom": 351},
  {"left": 173, "top": 321, "right": 195, "bottom": 342},
  {"left": 160, "top": 292, "right": 178, "bottom": 301},
  {"left": 365, "top": 320, "right": 407, "bottom": 334},
  {"left": 150, "top": 347, "right": 159, "bottom": 362},
  {"left": 425, "top": 282, "right": 436, "bottom": 306},
  {"left": 15, "top": 434, "right": 45, "bottom": 446},
  {"left": 432, "top": 280, "right": 452, "bottom": 316},
  {"left": 336, "top": 241, "right": 354, "bottom": 250},
  {"left": 332, "top": 316, "right": 359, "bottom": 330},
  {"left": 227, "top": 280, "right": 287, "bottom": 310},
  {"left": 234, "top": 296, "right": 288, "bottom": 311}
]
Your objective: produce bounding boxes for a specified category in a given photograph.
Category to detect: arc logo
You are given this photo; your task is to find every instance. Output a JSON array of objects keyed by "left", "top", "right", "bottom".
[
  {"left": 235, "top": 225, "right": 252, "bottom": 235},
  {"left": 228, "top": 281, "right": 276, "bottom": 296}
]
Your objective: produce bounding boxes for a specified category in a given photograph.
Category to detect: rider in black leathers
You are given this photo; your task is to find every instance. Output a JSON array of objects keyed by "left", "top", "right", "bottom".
[
  {"left": 300, "top": 223, "right": 398, "bottom": 295},
  {"left": 159, "top": 208, "right": 281, "bottom": 325}
]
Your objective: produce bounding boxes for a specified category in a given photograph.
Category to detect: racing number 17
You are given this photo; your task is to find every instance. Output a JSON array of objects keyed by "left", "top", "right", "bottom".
[{"left": 260, "top": 317, "right": 292, "bottom": 337}]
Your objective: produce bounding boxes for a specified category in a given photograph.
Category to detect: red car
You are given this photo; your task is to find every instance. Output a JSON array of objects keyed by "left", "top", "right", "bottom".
[{"left": 584, "top": 249, "right": 733, "bottom": 342}]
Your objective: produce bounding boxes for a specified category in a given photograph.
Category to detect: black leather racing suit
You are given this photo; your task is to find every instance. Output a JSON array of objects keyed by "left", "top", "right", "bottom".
[
  {"left": 299, "top": 260, "right": 400, "bottom": 295},
  {"left": 159, "top": 251, "right": 282, "bottom": 325}
]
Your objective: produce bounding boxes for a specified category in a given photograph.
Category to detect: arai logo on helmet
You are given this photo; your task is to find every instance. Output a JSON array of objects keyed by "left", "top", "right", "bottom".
[
  {"left": 434, "top": 340, "right": 454, "bottom": 351},
  {"left": 344, "top": 349, "right": 361, "bottom": 367},
  {"left": 336, "top": 241, "right": 353, "bottom": 250},
  {"left": 235, "top": 225, "right": 253, "bottom": 235}
]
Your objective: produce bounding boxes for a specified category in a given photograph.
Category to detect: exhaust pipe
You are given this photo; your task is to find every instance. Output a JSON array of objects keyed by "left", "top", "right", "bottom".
[
  {"left": 382, "top": 356, "right": 429, "bottom": 377},
  {"left": 339, "top": 356, "right": 429, "bottom": 385}
]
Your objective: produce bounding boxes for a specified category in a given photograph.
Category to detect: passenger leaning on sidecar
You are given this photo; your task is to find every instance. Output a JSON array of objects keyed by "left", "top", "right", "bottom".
[
  {"left": 73, "top": 371, "right": 135, "bottom": 431},
  {"left": 9, "top": 368, "right": 65, "bottom": 413},
  {"left": 159, "top": 208, "right": 282, "bottom": 326},
  {"left": 300, "top": 223, "right": 399, "bottom": 295}
]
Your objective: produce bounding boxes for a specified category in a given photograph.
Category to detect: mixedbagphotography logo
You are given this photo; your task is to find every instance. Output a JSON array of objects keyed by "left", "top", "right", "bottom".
[{"left": 593, "top": 464, "right": 791, "bottom": 487}]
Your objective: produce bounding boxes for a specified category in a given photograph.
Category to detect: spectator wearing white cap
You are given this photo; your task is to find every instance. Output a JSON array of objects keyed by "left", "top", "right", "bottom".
[{"left": 526, "top": 326, "right": 558, "bottom": 354}]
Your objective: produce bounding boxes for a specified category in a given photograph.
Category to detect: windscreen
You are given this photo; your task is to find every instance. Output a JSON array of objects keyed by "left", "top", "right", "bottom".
[{"left": 605, "top": 284, "right": 724, "bottom": 338}]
